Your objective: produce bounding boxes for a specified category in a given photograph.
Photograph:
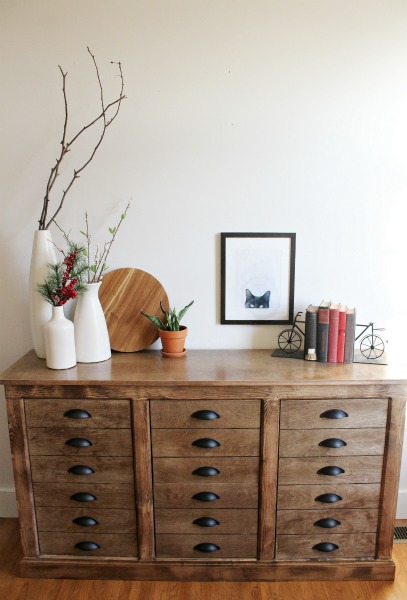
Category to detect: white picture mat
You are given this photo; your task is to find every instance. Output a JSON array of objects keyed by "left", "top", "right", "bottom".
[{"left": 224, "top": 236, "right": 292, "bottom": 321}]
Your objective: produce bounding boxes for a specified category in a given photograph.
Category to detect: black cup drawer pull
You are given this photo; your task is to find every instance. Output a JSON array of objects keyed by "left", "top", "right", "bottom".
[
  {"left": 313, "top": 542, "right": 339, "bottom": 553},
  {"left": 193, "top": 517, "right": 220, "bottom": 528},
  {"left": 70, "top": 492, "right": 97, "bottom": 503},
  {"left": 65, "top": 438, "right": 93, "bottom": 448},
  {"left": 73, "top": 516, "right": 99, "bottom": 527},
  {"left": 194, "top": 543, "right": 220, "bottom": 553},
  {"left": 192, "top": 466, "right": 220, "bottom": 477},
  {"left": 320, "top": 409, "right": 349, "bottom": 420},
  {"left": 192, "top": 491, "right": 220, "bottom": 502},
  {"left": 64, "top": 409, "right": 92, "bottom": 420},
  {"left": 315, "top": 493, "right": 342, "bottom": 504},
  {"left": 191, "top": 410, "right": 220, "bottom": 421},
  {"left": 75, "top": 541, "right": 100, "bottom": 552},
  {"left": 317, "top": 466, "right": 345, "bottom": 476},
  {"left": 314, "top": 518, "right": 341, "bottom": 529},
  {"left": 68, "top": 465, "right": 95, "bottom": 476},
  {"left": 192, "top": 438, "right": 220, "bottom": 449},
  {"left": 319, "top": 438, "right": 347, "bottom": 448}
]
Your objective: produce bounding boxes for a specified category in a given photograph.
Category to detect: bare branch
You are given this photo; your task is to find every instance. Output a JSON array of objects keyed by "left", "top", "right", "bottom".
[{"left": 38, "top": 49, "right": 125, "bottom": 230}]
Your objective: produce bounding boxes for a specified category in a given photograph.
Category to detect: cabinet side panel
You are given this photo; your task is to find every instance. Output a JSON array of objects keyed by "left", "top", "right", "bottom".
[
  {"left": 258, "top": 398, "right": 279, "bottom": 560},
  {"left": 5, "top": 386, "right": 38, "bottom": 557},
  {"left": 377, "top": 395, "right": 406, "bottom": 558}
]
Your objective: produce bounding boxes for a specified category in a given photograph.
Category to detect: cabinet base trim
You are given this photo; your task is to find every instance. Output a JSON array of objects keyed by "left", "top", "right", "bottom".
[{"left": 19, "top": 558, "right": 396, "bottom": 581}]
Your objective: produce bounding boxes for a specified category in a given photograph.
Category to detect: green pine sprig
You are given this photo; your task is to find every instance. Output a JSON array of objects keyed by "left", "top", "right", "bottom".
[{"left": 37, "top": 241, "right": 88, "bottom": 306}]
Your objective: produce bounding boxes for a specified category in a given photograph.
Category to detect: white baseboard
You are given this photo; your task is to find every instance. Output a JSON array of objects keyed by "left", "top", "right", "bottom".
[
  {"left": 396, "top": 489, "right": 407, "bottom": 519},
  {"left": 0, "top": 488, "right": 17, "bottom": 518}
]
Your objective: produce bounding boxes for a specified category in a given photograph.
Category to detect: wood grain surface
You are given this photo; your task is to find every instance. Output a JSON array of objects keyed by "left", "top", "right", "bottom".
[
  {"left": 2, "top": 517, "right": 405, "bottom": 583},
  {"left": 99, "top": 268, "right": 169, "bottom": 352},
  {"left": 276, "top": 532, "right": 377, "bottom": 560},
  {"left": 1, "top": 351, "right": 406, "bottom": 584}
]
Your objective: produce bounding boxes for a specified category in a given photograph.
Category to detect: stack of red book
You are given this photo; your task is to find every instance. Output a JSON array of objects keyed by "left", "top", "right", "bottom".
[{"left": 304, "top": 301, "right": 356, "bottom": 363}]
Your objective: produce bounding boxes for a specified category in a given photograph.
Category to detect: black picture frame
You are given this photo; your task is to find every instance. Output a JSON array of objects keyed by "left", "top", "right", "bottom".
[{"left": 220, "top": 232, "right": 296, "bottom": 325}]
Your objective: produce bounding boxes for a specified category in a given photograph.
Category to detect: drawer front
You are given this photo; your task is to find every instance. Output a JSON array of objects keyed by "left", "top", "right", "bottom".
[
  {"left": 27, "top": 427, "right": 133, "bottom": 457},
  {"left": 152, "top": 429, "right": 260, "bottom": 457},
  {"left": 30, "top": 456, "right": 134, "bottom": 484},
  {"left": 25, "top": 399, "right": 131, "bottom": 429},
  {"left": 155, "top": 534, "right": 258, "bottom": 558},
  {"left": 276, "top": 532, "right": 377, "bottom": 560},
  {"left": 150, "top": 400, "right": 261, "bottom": 429},
  {"left": 278, "top": 456, "right": 384, "bottom": 485},
  {"left": 277, "top": 483, "right": 381, "bottom": 510},
  {"left": 33, "top": 483, "right": 135, "bottom": 509},
  {"left": 153, "top": 457, "right": 259, "bottom": 483},
  {"left": 280, "top": 399, "right": 388, "bottom": 430},
  {"left": 155, "top": 508, "right": 258, "bottom": 534},
  {"left": 276, "top": 508, "right": 379, "bottom": 535},
  {"left": 279, "top": 428, "right": 386, "bottom": 457},
  {"left": 36, "top": 506, "right": 137, "bottom": 534},
  {"left": 38, "top": 532, "right": 137, "bottom": 557},
  {"left": 154, "top": 483, "right": 259, "bottom": 509}
]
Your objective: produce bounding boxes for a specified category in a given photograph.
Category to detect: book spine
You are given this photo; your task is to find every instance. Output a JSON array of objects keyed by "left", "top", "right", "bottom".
[
  {"left": 328, "top": 308, "right": 339, "bottom": 363},
  {"left": 336, "top": 311, "right": 346, "bottom": 363},
  {"left": 304, "top": 310, "right": 317, "bottom": 354},
  {"left": 344, "top": 312, "right": 356, "bottom": 363},
  {"left": 317, "top": 308, "right": 329, "bottom": 362}
]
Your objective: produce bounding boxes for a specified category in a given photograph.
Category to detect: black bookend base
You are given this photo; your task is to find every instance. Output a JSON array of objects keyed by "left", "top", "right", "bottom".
[{"left": 271, "top": 349, "right": 305, "bottom": 360}]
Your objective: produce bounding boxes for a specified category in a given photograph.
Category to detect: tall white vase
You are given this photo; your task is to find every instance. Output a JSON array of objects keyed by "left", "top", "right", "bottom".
[
  {"left": 44, "top": 306, "right": 77, "bottom": 370},
  {"left": 29, "top": 230, "right": 57, "bottom": 358},
  {"left": 74, "top": 282, "right": 111, "bottom": 363}
]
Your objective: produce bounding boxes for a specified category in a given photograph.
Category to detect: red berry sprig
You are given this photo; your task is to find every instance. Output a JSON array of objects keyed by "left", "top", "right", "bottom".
[
  {"left": 50, "top": 251, "right": 81, "bottom": 306},
  {"left": 37, "top": 243, "right": 88, "bottom": 307}
]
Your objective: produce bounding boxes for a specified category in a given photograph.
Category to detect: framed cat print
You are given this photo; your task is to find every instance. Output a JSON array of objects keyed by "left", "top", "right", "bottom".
[{"left": 220, "top": 232, "right": 296, "bottom": 324}]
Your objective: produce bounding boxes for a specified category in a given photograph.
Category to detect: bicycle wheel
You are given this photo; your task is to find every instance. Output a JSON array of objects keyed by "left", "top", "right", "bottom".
[
  {"left": 278, "top": 329, "right": 302, "bottom": 354},
  {"left": 360, "top": 334, "right": 385, "bottom": 359}
]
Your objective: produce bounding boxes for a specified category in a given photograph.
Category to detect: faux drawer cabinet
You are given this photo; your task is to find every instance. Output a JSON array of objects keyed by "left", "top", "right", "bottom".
[{"left": 1, "top": 350, "right": 406, "bottom": 581}]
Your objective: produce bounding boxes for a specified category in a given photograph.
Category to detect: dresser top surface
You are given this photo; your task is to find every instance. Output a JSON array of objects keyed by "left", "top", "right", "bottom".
[{"left": 1, "top": 349, "right": 406, "bottom": 388}]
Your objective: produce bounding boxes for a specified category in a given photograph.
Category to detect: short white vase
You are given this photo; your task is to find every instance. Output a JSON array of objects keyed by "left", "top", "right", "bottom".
[
  {"left": 74, "top": 282, "right": 111, "bottom": 363},
  {"left": 44, "top": 306, "right": 77, "bottom": 370},
  {"left": 29, "top": 230, "right": 57, "bottom": 358}
]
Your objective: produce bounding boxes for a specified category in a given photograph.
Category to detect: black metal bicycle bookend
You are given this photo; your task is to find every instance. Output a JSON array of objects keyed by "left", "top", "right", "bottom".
[{"left": 277, "top": 311, "right": 387, "bottom": 359}]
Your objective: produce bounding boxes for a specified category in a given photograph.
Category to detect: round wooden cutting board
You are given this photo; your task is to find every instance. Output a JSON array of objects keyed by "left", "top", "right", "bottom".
[{"left": 99, "top": 267, "right": 169, "bottom": 352}]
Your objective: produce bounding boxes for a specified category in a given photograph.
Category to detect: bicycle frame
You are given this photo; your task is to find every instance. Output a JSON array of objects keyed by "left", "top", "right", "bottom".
[
  {"left": 291, "top": 312, "right": 305, "bottom": 335},
  {"left": 354, "top": 323, "right": 374, "bottom": 342}
]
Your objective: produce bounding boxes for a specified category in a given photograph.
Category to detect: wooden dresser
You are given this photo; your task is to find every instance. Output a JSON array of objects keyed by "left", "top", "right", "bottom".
[{"left": 1, "top": 349, "right": 405, "bottom": 581}]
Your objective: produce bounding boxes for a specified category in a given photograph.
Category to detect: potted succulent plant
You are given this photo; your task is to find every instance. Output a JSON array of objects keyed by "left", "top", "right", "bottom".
[{"left": 140, "top": 300, "right": 194, "bottom": 357}]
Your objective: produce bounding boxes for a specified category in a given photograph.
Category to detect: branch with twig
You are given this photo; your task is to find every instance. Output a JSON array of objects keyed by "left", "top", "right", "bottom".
[
  {"left": 85, "top": 201, "right": 130, "bottom": 282},
  {"left": 54, "top": 201, "right": 130, "bottom": 283},
  {"left": 38, "top": 47, "right": 126, "bottom": 230}
]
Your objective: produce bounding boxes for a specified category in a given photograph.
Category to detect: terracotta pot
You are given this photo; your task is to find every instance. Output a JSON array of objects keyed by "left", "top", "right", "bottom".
[{"left": 158, "top": 326, "right": 188, "bottom": 357}]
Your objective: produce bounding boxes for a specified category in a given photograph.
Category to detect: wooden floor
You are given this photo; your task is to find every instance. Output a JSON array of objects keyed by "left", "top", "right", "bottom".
[{"left": 1, "top": 518, "right": 407, "bottom": 600}]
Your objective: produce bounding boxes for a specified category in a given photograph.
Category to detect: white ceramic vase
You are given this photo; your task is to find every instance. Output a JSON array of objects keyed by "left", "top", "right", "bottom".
[
  {"left": 29, "top": 230, "right": 57, "bottom": 358},
  {"left": 44, "top": 306, "right": 77, "bottom": 370},
  {"left": 74, "top": 282, "right": 111, "bottom": 363}
]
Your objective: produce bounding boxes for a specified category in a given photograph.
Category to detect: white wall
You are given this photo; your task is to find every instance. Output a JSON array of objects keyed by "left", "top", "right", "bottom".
[{"left": 1, "top": 0, "right": 407, "bottom": 517}]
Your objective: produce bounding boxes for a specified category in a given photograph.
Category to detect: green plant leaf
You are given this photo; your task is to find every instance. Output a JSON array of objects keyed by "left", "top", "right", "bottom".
[
  {"left": 140, "top": 311, "right": 167, "bottom": 330},
  {"left": 160, "top": 301, "right": 170, "bottom": 324},
  {"left": 177, "top": 300, "right": 194, "bottom": 322}
]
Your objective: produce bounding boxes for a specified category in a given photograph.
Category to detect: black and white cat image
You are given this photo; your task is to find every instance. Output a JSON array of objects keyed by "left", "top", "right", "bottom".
[{"left": 245, "top": 289, "right": 270, "bottom": 309}]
